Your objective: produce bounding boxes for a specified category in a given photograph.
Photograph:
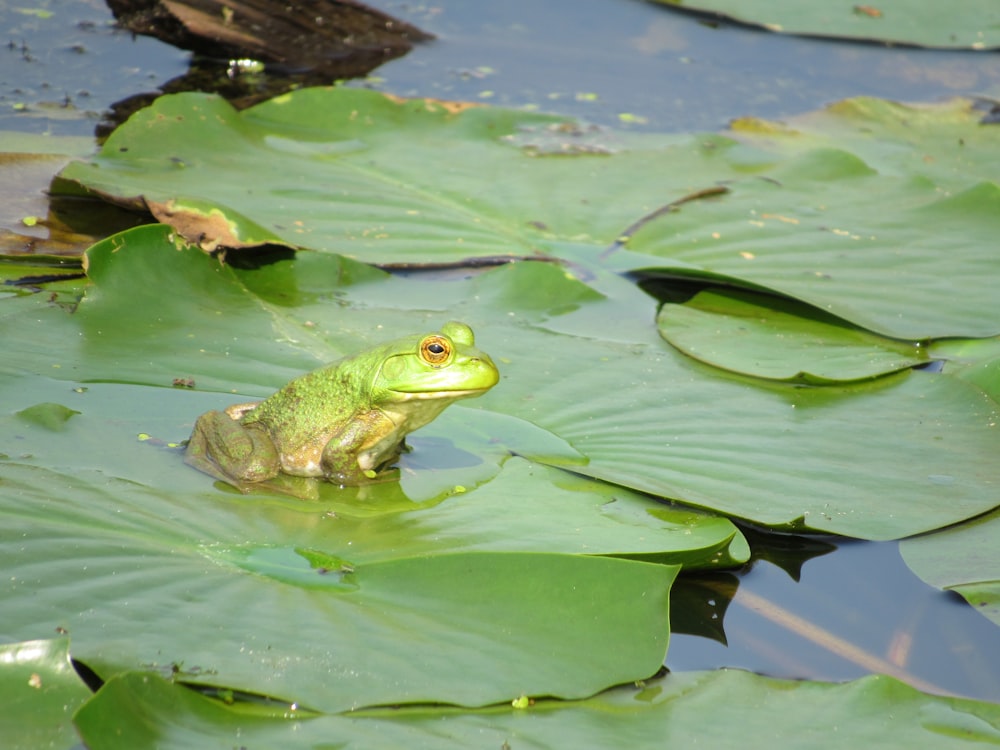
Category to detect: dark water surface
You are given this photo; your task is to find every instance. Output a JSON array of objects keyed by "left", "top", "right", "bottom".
[
  {"left": 2, "top": 0, "right": 998, "bottom": 702},
  {"left": 670, "top": 536, "right": 1000, "bottom": 701}
]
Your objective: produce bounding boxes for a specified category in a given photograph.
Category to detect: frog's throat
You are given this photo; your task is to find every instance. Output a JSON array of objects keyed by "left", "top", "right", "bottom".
[{"left": 388, "top": 387, "right": 490, "bottom": 400}]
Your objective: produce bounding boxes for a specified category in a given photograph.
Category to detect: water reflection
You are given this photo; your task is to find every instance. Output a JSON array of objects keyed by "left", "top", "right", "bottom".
[{"left": 669, "top": 530, "right": 1000, "bottom": 702}]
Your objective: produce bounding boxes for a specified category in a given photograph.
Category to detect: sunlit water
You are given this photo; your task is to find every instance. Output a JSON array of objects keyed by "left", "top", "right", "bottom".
[{"left": 1, "top": 0, "right": 997, "bottom": 702}]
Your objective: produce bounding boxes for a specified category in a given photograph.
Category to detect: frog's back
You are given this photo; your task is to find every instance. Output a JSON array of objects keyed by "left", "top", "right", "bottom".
[{"left": 241, "top": 355, "right": 376, "bottom": 452}]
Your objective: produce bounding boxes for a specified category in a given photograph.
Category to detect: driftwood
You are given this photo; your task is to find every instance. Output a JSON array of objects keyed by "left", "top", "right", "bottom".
[{"left": 106, "top": 0, "right": 432, "bottom": 75}]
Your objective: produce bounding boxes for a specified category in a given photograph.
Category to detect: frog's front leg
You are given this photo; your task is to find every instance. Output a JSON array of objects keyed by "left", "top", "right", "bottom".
[
  {"left": 225, "top": 402, "right": 262, "bottom": 420},
  {"left": 185, "top": 410, "right": 282, "bottom": 486},
  {"left": 321, "top": 410, "right": 401, "bottom": 486}
]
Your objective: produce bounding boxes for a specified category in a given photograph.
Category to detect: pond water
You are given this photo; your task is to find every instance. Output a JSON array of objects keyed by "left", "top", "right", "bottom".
[
  {"left": 669, "top": 534, "right": 1000, "bottom": 700},
  {"left": 4, "top": 0, "right": 1000, "bottom": 137},
  {"left": 2, "top": 0, "right": 998, "bottom": 703}
]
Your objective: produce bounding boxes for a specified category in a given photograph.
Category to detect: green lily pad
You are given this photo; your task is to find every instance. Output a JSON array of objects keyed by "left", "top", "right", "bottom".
[
  {"left": 486, "top": 322, "right": 1000, "bottom": 540},
  {"left": 74, "top": 669, "right": 1000, "bottom": 749},
  {"left": 328, "top": 457, "right": 747, "bottom": 568},
  {"left": 901, "top": 508, "right": 1000, "bottom": 629},
  {"left": 0, "top": 256, "right": 85, "bottom": 293},
  {"left": 649, "top": 0, "right": 1000, "bottom": 49},
  {"left": 626, "top": 163, "right": 1000, "bottom": 342},
  {"left": 0, "top": 463, "right": 677, "bottom": 712},
  {"left": 0, "top": 637, "right": 92, "bottom": 750},
  {"left": 15, "top": 401, "right": 81, "bottom": 430},
  {"left": 931, "top": 337, "right": 1000, "bottom": 405},
  {"left": 74, "top": 673, "right": 303, "bottom": 749},
  {"left": 657, "top": 288, "right": 927, "bottom": 383},
  {"left": 56, "top": 90, "right": 1000, "bottom": 340}
]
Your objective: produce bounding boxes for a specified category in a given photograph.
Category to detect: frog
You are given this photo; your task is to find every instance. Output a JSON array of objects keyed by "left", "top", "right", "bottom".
[{"left": 184, "top": 321, "right": 499, "bottom": 490}]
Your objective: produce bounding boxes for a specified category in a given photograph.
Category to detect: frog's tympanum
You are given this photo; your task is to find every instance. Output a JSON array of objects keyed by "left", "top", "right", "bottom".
[{"left": 185, "top": 322, "right": 499, "bottom": 489}]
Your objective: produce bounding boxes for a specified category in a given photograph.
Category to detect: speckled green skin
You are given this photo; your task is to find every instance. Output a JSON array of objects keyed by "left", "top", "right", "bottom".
[{"left": 184, "top": 322, "right": 498, "bottom": 489}]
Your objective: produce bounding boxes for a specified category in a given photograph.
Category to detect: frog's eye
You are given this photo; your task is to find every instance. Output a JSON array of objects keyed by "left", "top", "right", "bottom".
[{"left": 419, "top": 335, "right": 452, "bottom": 366}]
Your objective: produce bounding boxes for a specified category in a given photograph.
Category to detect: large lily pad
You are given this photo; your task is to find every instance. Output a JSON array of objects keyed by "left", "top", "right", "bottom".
[
  {"left": 626, "top": 155, "right": 1000, "bottom": 341},
  {"left": 0, "top": 462, "right": 678, "bottom": 712},
  {"left": 649, "top": 1, "right": 1000, "bottom": 49},
  {"left": 74, "top": 668, "right": 1000, "bottom": 749},
  {"left": 56, "top": 89, "right": 1000, "bottom": 340},
  {"left": 485, "top": 322, "right": 1000, "bottom": 540}
]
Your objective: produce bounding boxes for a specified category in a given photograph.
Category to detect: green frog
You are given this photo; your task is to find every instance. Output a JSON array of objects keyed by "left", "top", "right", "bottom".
[{"left": 185, "top": 321, "right": 499, "bottom": 490}]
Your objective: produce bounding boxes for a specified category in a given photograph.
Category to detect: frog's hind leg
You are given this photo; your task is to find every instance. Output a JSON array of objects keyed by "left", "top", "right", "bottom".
[{"left": 185, "top": 410, "right": 281, "bottom": 486}]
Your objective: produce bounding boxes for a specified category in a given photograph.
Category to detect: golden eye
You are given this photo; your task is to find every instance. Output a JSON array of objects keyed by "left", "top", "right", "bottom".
[{"left": 420, "top": 334, "right": 452, "bottom": 365}]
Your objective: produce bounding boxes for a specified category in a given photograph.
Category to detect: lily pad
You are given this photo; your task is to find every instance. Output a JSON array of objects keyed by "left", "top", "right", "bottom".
[
  {"left": 931, "top": 336, "right": 1000, "bottom": 405},
  {"left": 484, "top": 321, "right": 1000, "bottom": 540},
  {"left": 649, "top": 0, "right": 1000, "bottom": 49},
  {"left": 56, "top": 90, "right": 1000, "bottom": 341},
  {"left": 74, "top": 669, "right": 1000, "bottom": 749},
  {"left": 626, "top": 164, "right": 1000, "bottom": 342},
  {"left": 0, "top": 637, "right": 92, "bottom": 750},
  {"left": 15, "top": 401, "right": 80, "bottom": 430},
  {"left": 0, "top": 463, "right": 677, "bottom": 712},
  {"left": 657, "top": 288, "right": 927, "bottom": 383}
]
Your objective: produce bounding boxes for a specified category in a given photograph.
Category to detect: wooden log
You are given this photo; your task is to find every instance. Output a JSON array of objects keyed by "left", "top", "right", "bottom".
[{"left": 106, "top": 0, "right": 433, "bottom": 74}]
